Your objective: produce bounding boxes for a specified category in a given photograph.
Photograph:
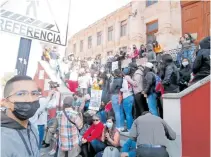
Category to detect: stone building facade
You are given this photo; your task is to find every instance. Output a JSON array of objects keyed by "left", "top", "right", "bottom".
[{"left": 67, "top": 1, "right": 182, "bottom": 61}]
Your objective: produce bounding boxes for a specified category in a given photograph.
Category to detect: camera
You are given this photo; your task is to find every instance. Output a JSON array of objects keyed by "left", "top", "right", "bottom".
[{"left": 49, "top": 81, "right": 60, "bottom": 89}]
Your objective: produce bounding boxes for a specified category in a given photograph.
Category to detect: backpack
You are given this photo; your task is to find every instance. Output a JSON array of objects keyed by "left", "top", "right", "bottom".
[
  {"left": 149, "top": 72, "right": 161, "bottom": 90},
  {"left": 102, "top": 146, "right": 120, "bottom": 157}
]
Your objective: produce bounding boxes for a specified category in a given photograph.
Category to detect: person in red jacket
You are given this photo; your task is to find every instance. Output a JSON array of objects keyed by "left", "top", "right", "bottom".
[{"left": 81, "top": 114, "right": 105, "bottom": 157}]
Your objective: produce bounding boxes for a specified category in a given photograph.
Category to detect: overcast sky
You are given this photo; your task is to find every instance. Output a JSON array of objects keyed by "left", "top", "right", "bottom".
[
  {"left": 0, "top": 0, "right": 131, "bottom": 80},
  {"left": 69, "top": 0, "right": 131, "bottom": 36}
]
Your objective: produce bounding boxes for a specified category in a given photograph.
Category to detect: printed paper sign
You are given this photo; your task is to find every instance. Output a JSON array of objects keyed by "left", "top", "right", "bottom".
[
  {"left": 121, "top": 59, "right": 132, "bottom": 68},
  {"left": 39, "top": 70, "right": 44, "bottom": 80},
  {"left": 44, "top": 79, "right": 51, "bottom": 91},
  {"left": 89, "top": 89, "right": 102, "bottom": 111},
  {"left": 112, "top": 61, "right": 118, "bottom": 71}
]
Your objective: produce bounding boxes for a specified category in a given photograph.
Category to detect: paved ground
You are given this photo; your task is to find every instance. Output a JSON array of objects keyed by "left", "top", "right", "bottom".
[{"left": 41, "top": 147, "right": 53, "bottom": 157}]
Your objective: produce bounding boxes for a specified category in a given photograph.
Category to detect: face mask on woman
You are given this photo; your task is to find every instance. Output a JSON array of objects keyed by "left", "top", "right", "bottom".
[
  {"left": 182, "top": 61, "right": 189, "bottom": 67},
  {"left": 106, "top": 122, "right": 113, "bottom": 129}
]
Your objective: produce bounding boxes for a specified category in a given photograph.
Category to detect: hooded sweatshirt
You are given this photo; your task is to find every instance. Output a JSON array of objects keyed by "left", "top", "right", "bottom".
[
  {"left": 192, "top": 36, "right": 210, "bottom": 83},
  {"left": 145, "top": 44, "right": 156, "bottom": 63},
  {"left": 1, "top": 111, "right": 40, "bottom": 157},
  {"left": 131, "top": 66, "right": 144, "bottom": 94}
]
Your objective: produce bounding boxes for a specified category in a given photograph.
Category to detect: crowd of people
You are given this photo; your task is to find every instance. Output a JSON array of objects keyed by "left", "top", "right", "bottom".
[{"left": 0, "top": 36, "right": 210, "bottom": 157}]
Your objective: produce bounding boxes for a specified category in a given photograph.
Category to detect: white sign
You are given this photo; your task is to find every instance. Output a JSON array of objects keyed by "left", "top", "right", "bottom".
[
  {"left": 44, "top": 79, "right": 50, "bottom": 91},
  {"left": 112, "top": 61, "right": 118, "bottom": 71},
  {"left": 89, "top": 89, "right": 102, "bottom": 111},
  {"left": 136, "top": 58, "right": 148, "bottom": 66},
  {"left": 0, "top": 0, "right": 70, "bottom": 46},
  {"left": 39, "top": 70, "right": 44, "bottom": 79},
  {"left": 121, "top": 59, "right": 132, "bottom": 68}
]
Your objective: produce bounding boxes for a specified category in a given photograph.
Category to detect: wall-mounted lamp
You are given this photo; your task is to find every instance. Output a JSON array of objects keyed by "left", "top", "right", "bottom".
[{"left": 129, "top": 9, "right": 137, "bottom": 17}]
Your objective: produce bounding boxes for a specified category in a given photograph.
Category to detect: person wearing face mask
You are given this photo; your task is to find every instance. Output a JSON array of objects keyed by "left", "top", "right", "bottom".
[
  {"left": 161, "top": 54, "right": 180, "bottom": 93},
  {"left": 81, "top": 114, "right": 105, "bottom": 157},
  {"left": 96, "top": 116, "right": 120, "bottom": 157},
  {"left": 179, "top": 58, "right": 192, "bottom": 91},
  {"left": 1, "top": 75, "right": 41, "bottom": 157}
]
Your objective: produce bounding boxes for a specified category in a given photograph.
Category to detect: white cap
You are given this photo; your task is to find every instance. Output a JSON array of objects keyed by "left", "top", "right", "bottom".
[{"left": 145, "top": 62, "right": 154, "bottom": 69}]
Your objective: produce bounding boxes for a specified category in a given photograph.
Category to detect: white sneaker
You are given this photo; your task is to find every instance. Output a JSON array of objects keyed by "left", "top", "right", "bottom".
[{"left": 48, "top": 149, "right": 56, "bottom": 156}]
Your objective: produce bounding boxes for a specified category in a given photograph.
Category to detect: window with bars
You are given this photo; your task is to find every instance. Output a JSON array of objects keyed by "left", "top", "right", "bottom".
[
  {"left": 146, "top": 0, "right": 158, "bottom": 7},
  {"left": 80, "top": 40, "right": 83, "bottom": 52},
  {"left": 97, "top": 31, "right": 102, "bottom": 45},
  {"left": 88, "top": 36, "right": 92, "bottom": 49},
  {"left": 73, "top": 43, "right": 76, "bottom": 53},
  {"left": 108, "top": 26, "right": 113, "bottom": 41},
  {"left": 120, "top": 20, "right": 127, "bottom": 37},
  {"left": 146, "top": 20, "right": 158, "bottom": 44}
]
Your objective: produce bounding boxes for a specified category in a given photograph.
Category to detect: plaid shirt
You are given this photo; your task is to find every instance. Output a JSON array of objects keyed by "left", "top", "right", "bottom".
[{"left": 57, "top": 109, "right": 80, "bottom": 151}]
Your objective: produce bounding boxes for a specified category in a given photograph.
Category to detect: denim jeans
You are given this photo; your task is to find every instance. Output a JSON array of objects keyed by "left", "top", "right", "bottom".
[
  {"left": 38, "top": 125, "right": 45, "bottom": 148},
  {"left": 123, "top": 95, "right": 134, "bottom": 130},
  {"left": 97, "top": 110, "right": 107, "bottom": 124},
  {"left": 147, "top": 93, "right": 158, "bottom": 116},
  {"left": 90, "top": 139, "right": 106, "bottom": 153},
  {"left": 182, "top": 48, "right": 195, "bottom": 63},
  {"left": 121, "top": 139, "right": 136, "bottom": 157},
  {"left": 111, "top": 94, "right": 124, "bottom": 129}
]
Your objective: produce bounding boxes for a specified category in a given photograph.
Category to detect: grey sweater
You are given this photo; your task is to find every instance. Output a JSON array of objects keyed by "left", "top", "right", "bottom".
[{"left": 1, "top": 112, "right": 40, "bottom": 157}]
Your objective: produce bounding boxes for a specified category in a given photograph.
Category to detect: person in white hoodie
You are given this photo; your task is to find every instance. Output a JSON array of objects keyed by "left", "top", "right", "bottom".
[
  {"left": 120, "top": 68, "right": 135, "bottom": 132},
  {"left": 78, "top": 71, "right": 89, "bottom": 96}
]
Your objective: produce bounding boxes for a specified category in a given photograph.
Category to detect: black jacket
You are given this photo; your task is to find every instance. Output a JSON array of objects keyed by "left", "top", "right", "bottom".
[
  {"left": 110, "top": 77, "right": 123, "bottom": 94},
  {"left": 179, "top": 65, "right": 192, "bottom": 84},
  {"left": 162, "top": 63, "right": 180, "bottom": 93},
  {"left": 143, "top": 70, "right": 156, "bottom": 95},
  {"left": 192, "top": 36, "right": 210, "bottom": 83}
]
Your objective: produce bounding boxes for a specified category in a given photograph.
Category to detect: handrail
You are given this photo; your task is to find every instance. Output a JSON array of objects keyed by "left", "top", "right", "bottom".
[{"left": 163, "top": 75, "right": 210, "bottom": 99}]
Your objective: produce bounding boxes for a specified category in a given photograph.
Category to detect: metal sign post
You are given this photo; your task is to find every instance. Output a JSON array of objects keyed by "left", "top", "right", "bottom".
[
  {"left": 15, "top": 37, "right": 32, "bottom": 75},
  {"left": 15, "top": 1, "right": 37, "bottom": 75}
]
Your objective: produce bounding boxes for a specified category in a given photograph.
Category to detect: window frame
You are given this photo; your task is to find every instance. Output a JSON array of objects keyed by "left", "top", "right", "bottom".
[
  {"left": 146, "top": 0, "right": 158, "bottom": 7},
  {"left": 97, "top": 31, "right": 102, "bottom": 46},
  {"left": 73, "top": 43, "right": 76, "bottom": 53},
  {"left": 146, "top": 20, "right": 158, "bottom": 43},
  {"left": 120, "top": 20, "right": 127, "bottom": 37},
  {"left": 88, "top": 36, "right": 92, "bottom": 49},
  {"left": 108, "top": 26, "right": 113, "bottom": 41},
  {"left": 80, "top": 40, "right": 83, "bottom": 52}
]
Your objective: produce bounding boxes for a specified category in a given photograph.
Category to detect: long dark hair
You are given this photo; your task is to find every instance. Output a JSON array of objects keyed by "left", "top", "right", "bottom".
[
  {"left": 104, "top": 116, "right": 116, "bottom": 138},
  {"left": 184, "top": 33, "right": 194, "bottom": 43},
  {"left": 153, "top": 41, "right": 159, "bottom": 48}
]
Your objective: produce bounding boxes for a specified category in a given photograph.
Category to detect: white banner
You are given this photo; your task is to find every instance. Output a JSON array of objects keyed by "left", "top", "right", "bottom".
[
  {"left": 121, "top": 59, "right": 132, "bottom": 68},
  {"left": 89, "top": 89, "right": 102, "bottom": 111},
  {"left": 112, "top": 61, "right": 118, "bottom": 71},
  {"left": 44, "top": 79, "right": 51, "bottom": 91}
]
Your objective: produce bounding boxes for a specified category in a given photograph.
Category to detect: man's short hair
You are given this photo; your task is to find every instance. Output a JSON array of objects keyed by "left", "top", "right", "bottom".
[{"left": 4, "top": 75, "right": 32, "bottom": 98}]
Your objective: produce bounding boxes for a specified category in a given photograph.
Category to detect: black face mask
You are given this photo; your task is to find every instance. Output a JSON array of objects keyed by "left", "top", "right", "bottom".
[{"left": 12, "top": 100, "right": 40, "bottom": 121}]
